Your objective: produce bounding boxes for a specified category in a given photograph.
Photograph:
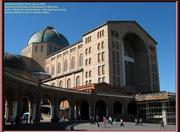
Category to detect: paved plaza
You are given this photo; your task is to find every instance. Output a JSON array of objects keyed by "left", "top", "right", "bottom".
[
  {"left": 73, "top": 122, "right": 176, "bottom": 131},
  {"left": 4, "top": 121, "right": 176, "bottom": 131}
]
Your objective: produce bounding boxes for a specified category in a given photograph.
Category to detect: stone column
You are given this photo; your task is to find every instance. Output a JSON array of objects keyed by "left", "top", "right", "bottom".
[
  {"left": 16, "top": 98, "right": 23, "bottom": 118},
  {"left": 28, "top": 101, "right": 32, "bottom": 123},
  {"left": 50, "top": 104, "right": 54, "bottom": 121},
  {"left": 72, "top": 106, "right": 77, "bottom": 119},
  {"left": 69, "top": 107, "right": 71, "bottom": 120},
  {"left": 34, "top": 100, "right": 40, "bottom": 123},
  {"left": 106, "top": 107, "right": 109, "bottom": 117},
  {"left": 89, "top": 102, "right": 95, "bottom": 117},
  {"left": 70, "top": 101, "right": 75, "bottom": 120},
  {"left": 108, "top": 102, "right": 113, "bottom": 116},
  {"left": 89, "top": 106, "right": 91, "bottom": 119},
  {"left": 32, "top": 103, "right": 36, "bottom": 123},
  {"left": 51, "top": 100, "right": 59, "bottom": 122},
  {"left": 12, "top": 101, "right": 18, "bottom": 118},
  {"left": 4, "top": 100, "right": 8, "bottom": 120},
  {"left": 15, "top": 97, "right": 23, "bottom": 125}
]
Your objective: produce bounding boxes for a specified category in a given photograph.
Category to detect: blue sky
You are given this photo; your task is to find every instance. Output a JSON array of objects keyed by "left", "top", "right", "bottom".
[{"left": 4, "top": 2, "right": 176, "bottom": 92}]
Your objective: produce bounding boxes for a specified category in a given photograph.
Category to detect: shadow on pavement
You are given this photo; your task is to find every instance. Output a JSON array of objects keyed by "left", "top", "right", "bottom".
[{"left": 3, "top": 121, "right": 89, "bottom": 130}]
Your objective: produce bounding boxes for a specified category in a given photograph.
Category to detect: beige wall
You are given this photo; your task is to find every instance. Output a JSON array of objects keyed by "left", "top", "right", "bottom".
[
  {"left": 45, "top": 42, "right": 84, "bottom": 88},
  {"left": 44, "top": 25, "right": 110, "bottom": 88},
  {"left": 21, "top": 44, "right": 33, "bottom": 58},
  {"left": 82, "top": 25, "right": 109, "bottom": 85},
  {"left": 21, "top": 42, "right": 48, "bottom": 68}
]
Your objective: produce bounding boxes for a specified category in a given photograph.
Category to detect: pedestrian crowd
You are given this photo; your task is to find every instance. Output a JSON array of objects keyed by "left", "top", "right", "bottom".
[
  {"left": 90, "top": 115, "right": 125, "bottom": 128},
  {"left": 90, "top": 115, "right": 166, "bottom": 128},
  {"left": 134, "top": 118, "right": 143, "bottom": 126}
]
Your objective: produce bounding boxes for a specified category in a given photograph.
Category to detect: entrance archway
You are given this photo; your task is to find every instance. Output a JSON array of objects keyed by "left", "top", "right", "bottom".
[
  {"left": 95, "top": 100, "right": 106, "bottom": 121},
  {"left": 80, "top": 100, "right": 89, "bottom": 120},
  {"left": 123, "top": 33, "right": 149, "bottom": 92},
  {"left": 21, "top": 95, "right": 33, "bottom": 124},
  {"left": 75, "top": 99, "right": 89, "bottom": 120},
  {"left": 40, "top": 99, "right": 52, "bottom": 122},
  {"left": 59, "top": 99, "right": 70, "bottom": 122}
]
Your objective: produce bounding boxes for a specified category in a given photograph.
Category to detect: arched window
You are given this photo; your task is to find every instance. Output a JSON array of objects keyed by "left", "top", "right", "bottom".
[
  {"left": 85, "top": 59, "right": 88, "bottom": 66},
  {"left": 98, "top": 66, "right": 101, "bottom": 76},
  {"left": 85, "top": 49, "right": 88, "bottom": 55},
  {"left": 102, "top": 52, "right": 105, "bottom": 61},
  {"left": 79, "top": 53, "right": 83, "bottom": 66},
  {"left": 57, "top": 62, "right": 61, "bottom": 74},
  {"left": 71, "top": 57, "right": 75, "bottom": 69},
  {"left": 67, "top": 79, "right": 71, "bottom": 88},
  {"left": 89, "top": 58, "right": 91, "bottom": 65},
  {"left": 64, "top": 60, "right": 68, "bottom": 72},
  {"left": 98, "top": 53, "right": 101, "bottom": 63},
  {"left": 76, "top": 76, "right": 80, "bottom": 87},
  {"left": 52, "top": 83, "right": 55, "bottom": 86},
  {"left": 89, "top": 47, "right": 91, "bottom": 54},
  {"left": 102, "top": 65, "right": 105, "bottom": 75},
  {"left": 102, "top": 30, "right": 104, "bottom": 36},
  {"left": 101, "top": 41, "right": 104, "bottom": 49},
  {"left": 97, "top": 32, "right": 99, "bottom": 38},
  {"left": 59, "top": 81, "right": 63, "bottom": 87},
  {"left": 89, "top": 71, "right": 91, "bottom": 77},
  {"left": 97, "top": 43, "right": 100, "bottom": 50},
  {"left": 85, "top": 72, "right": 88, "bottom": 78}
]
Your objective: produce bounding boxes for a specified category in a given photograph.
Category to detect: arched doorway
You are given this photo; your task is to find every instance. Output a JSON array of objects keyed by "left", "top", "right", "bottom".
[
  {"left": 123, "top": 33, "right": 149, "bottom": 92},
  {"left": 95, "top": 100, "right": 106, "bottom": 121},
  {"left": 80, "top": 100, "right": 89, "bottom": 120},
  {"left": 40, "top": 99, "right": 52, "bottom": 122},
  {"left": 59, "top": 99, "right": 70, "bottom": 122},
  {"left": 75, "top": 99, "right": 89, "bottom": 120},
  {"left": 127, "top": 102, "right": 137, "bottom": 114},
  {"left": 21, "top": 95, "right": 33, "bottom": 124}
]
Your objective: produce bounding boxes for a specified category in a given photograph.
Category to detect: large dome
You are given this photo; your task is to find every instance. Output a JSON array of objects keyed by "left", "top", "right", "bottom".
[{"left": 28, "top": 26, "right": 69, "bottom": 46}]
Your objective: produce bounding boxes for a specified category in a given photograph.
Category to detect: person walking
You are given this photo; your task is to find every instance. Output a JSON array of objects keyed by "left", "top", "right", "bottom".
[
  {"left": 139, "top": 118, "right": 143, "bottom": 126},
  {"left": 120, "top": 118, "right": 124, "bottom": 127},
  {"left": 103, "top": 116, "right": 107, "bottom": 127},
  {"left": 109, "top": 116, "right": 113, "bottom": 125},
  {"left": 135, "top": 118, "right": 138, "bottom": 125},
  {"left": 160, "top": 119, "right": 165, "bottom": 128},
  {"left": 95, "top": 115, "right": 100, "bottom": 127},
  {"left": 10, "top": 114, "right": 15, "bottom": 125}
]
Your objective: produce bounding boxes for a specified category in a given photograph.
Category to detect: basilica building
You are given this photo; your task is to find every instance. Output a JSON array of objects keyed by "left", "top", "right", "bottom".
[
  {"left": 21, "top": 21, "right": 159, "bottom": 93},
  {"left": 4, "top": 21, "right": 175, "bottom": 126}
]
